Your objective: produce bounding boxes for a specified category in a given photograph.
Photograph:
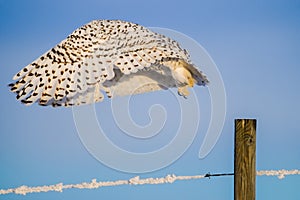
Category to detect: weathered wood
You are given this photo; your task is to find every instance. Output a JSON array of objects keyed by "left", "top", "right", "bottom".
[{"left": 234, "top": 119, "right": 256, "bottom": 200}]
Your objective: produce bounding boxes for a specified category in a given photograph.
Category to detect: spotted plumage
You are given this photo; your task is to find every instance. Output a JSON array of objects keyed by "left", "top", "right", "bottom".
[{"left": 9, "top": 20, "right": 208, "bottom": 107}]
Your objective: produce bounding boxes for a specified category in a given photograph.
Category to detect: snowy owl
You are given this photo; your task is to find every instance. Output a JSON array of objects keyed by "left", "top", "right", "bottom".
[{"left": 9, "top": 20, "right": 208, "bottom": 107}]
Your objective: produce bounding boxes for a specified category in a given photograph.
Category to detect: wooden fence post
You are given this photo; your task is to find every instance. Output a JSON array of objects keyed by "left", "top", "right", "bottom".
[{"left": 234, "top": 119, "right": 256, "bottom": 200}]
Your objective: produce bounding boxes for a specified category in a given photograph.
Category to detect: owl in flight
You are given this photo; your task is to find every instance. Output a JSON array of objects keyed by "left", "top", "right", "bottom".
[{"left": 9, "top": 20, "right": 208, "bottom": 107}]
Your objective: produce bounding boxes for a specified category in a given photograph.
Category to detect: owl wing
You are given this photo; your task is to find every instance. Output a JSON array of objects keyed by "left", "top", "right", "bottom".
[{"left": 9, "top": 20, "right": 194, "bottom": 107}]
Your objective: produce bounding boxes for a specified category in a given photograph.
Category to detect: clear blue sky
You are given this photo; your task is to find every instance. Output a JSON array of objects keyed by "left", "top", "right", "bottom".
[{"left": 1, "top": 0, "right": 299, "bottom": 199}]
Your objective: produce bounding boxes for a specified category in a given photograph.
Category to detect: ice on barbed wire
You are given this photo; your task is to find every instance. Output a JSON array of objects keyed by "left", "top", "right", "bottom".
[
  {"left": 1, "top": 170, "right": 299, "bottom": 195},
  {"left": 9, "top": 19, "right": 208, "bottom": 107}
]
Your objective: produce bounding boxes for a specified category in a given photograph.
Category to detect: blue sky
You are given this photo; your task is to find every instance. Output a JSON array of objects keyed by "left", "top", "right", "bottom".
[{"left": 1, "top": 0, "right": 300, "bottom": 199}]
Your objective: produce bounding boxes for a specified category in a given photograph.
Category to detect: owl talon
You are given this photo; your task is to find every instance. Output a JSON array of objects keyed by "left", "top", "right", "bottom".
[{"left": 178, "top": 86, "right": 190, "bottom": 98}]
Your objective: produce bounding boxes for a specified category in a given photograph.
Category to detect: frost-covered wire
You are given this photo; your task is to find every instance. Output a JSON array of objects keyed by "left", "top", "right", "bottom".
[
  {"left": 0, "top": 174, "right": 205, "bottom": 195},
  {"left": 0, "top": 169, "right": 299, "bottom": 195},
  {"left": 256, "top": 169, "right": 300, "bottom": 179}
]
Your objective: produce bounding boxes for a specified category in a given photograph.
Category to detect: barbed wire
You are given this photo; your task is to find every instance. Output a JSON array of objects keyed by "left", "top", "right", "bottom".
[
  {"left": 256, "top": 169, "right": 300, "bottom": 179},
  {"left": 0, "top": 169, "right": 299, "bottom": 196}
]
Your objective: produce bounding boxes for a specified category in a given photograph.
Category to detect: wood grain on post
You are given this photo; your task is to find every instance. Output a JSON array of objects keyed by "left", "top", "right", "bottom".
[{"left": 234, "top": 119, "right": 256, "bottom": 200}]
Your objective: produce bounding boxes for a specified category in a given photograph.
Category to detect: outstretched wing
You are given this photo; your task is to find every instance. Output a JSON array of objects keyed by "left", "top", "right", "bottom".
[{"left": 9, "top": 20, "right": 200, "bottom": 107}]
